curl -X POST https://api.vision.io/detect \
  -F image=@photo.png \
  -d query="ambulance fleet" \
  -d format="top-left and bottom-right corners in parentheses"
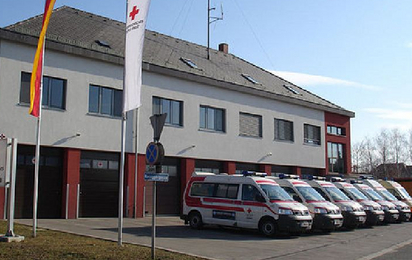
top-left (181, 172), bottom-right (412, 237)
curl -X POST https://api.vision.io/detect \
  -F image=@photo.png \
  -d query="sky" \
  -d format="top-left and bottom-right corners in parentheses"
top-left (1, 0), bottom-right (412, 143)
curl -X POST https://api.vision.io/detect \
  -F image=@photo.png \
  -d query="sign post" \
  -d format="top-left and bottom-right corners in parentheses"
top-left (146, 113), bottom-right (167, 259)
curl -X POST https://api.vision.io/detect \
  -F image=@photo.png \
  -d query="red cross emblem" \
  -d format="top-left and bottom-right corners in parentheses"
top-left (247, 208), bottom-right (252, 214)
top-left (129, 6), bottom-right (140, 20)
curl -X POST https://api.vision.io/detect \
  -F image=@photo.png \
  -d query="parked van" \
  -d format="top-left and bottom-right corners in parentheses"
top-left (333, 179), bottom-right (384, 226)
top-left (362, 178), bottom-right (411, 222)
top-left (271, 175), bottom-right (343, 232)
top-left (181, 172), bottom-right (313, 236)
top-left (379, 180), bottom-right (412, 209)
top-left (352, 182), bottom-right (399, 223)
top-left (304, 177), bottom-right (366, 229)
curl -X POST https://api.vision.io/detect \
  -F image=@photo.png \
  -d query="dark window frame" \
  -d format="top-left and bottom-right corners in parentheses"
top-left (152, 96), bottom-right (183, 127)
top-left (88, 84), bottom-right (122, 118)
top-left (304, 124), bottom-right (321, 145)
top-left (327, 125), bottom-right (346, 136)
top-left (239, 112), bottom-right (263, 138)
top-left (20, 71), bottom-right (67, 111)
top-left (199, 105), bottom-right (226, 132)
top-left (274, 118), bottom-right (294, 142)
top-left (328, 142), bottom-right (345, 174)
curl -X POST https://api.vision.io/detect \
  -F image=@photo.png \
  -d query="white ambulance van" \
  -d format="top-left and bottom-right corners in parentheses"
top-left (181, 172), bottom-right (313, 237)
top-left (271, 175), bottom-right (343, 232)
top-left (362, 178), bottom-right (411, 222)
top-left (379, 180), bottom-right (412, 209)
top-left (304, 177), bottom-right (366, 229)
top-left (333, 179), bottom-right (384, 226)
top-left (352, 182), bottom-right (399, 223)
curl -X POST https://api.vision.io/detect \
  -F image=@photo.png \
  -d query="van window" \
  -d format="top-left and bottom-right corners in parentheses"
top-left (242, 184), bottom-right (262, 201)
top-left (216, 184), bottom-right (239, 199)
top-left (190, 182), bottom-right (239, 199)
top-left (190, 183), bottom-right (215, 197)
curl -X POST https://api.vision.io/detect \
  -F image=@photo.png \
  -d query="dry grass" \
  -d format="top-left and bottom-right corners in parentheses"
top-left (0, 221), bottom-right (204, 260)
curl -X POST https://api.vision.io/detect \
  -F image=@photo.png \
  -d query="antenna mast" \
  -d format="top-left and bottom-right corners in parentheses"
top-left (207, 0), bottom-right (223, 59)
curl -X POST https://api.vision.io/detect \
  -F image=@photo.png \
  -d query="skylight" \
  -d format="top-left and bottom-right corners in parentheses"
top-left (180, 57), bottom-right (198, 69)
top-left (241, 74), bottom-right (259, 84)
top-left (283, 85), bottom-right (300, 95)
top-left (95, 40), bottom-right (111, 49)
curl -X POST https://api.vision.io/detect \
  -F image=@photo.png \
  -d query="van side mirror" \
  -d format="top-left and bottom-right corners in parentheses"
top-left (255, 193), bottom-right (266, 202)
top-left (293, 195), bottom-right (302, 202)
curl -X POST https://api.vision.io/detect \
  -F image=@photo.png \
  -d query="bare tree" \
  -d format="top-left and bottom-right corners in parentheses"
top-left (363, 136), bottom-right (377, 173)
top-left (374, 129), bottom-right (391, 175)
top-left (390, 128), bottom-right (407, 164)
top-left (351, 141), bottom-right (364, 173)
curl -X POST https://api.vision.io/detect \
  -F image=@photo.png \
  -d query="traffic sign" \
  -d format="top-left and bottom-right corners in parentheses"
top-left (150, 113), bottom-right (167, 142)
top-left (144, 173), bottom-right (169, 182)
top-left (145, 142), bottom-right (164, 166)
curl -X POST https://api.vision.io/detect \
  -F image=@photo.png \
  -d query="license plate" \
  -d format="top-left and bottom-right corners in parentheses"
top-left (334, 219), bottom-right (343, 225)
top-left (393, 214), bottom-right (399, 219)
top-left (358, 216), bottom-right (366, 222)
top-left (378, 215), bottom-right (385, 221)
top-left (301, 221), bottom-right (310, 227)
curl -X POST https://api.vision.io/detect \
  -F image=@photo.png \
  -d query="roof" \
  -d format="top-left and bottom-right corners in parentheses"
top-left (1, 6), bottom-right (354, 117)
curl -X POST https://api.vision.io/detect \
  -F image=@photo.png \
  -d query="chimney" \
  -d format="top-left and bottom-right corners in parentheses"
top-left (219, 43), bottom-right (229, 54)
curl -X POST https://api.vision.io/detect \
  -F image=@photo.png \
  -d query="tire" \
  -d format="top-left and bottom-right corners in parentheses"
top-left (189, 212), bottom-right (203, 229)
top-left (259, 218), bottom-right (276, 237)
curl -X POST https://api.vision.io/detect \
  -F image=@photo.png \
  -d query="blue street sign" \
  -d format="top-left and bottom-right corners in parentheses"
top-left (144, 173), bottom-right (169, 182)
top-left (145, 142), bottom-right (164, 166)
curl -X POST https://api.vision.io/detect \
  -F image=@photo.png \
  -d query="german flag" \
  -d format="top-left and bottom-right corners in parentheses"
top-left (29, 0), bottom-right (56, 117)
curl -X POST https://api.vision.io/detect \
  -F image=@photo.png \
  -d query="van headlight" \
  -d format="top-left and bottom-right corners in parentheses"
top-left (381, 205), bottom-right (389, 211)
top-left (314, 207), bottom-right (328, 214)
top-left (278, 208), bottom-right (293, 215)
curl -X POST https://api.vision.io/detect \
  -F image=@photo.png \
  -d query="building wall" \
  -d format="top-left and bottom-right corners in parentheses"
top-left (324, 112), bottom-right (352, 174)
top-left (138, 71), bottom-right (326, 169)
top-left (0, 40), bottom-right (131, 152)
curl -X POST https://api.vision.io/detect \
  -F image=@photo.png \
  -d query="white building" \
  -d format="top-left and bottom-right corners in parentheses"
top-left (0, 6), bottom-right (354, 218)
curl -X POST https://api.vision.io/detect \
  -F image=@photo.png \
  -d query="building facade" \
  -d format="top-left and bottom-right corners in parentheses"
top-left (0, 6), bottom-right (354, 219)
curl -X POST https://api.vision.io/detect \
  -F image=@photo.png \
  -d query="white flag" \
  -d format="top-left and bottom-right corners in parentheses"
top-left (123, 0), bottom-right (151, 112)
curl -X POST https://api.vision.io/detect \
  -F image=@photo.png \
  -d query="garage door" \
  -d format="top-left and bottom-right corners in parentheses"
top-left (79, 151), bottom-right (119, 217)
top-left (144, 158), bottom-right (180, 215)
top-left (15, 145), bottom-right (63, 219)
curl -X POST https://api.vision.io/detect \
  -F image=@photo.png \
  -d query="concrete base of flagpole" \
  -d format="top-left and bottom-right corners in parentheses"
top-left (0, 235), bottom-right (25, 242)
top-left (0, 234), bottom-right (25, 242)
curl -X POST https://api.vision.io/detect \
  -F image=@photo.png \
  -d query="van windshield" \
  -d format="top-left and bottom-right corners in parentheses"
top-left (296, 186), bottom-right (326, 201)
top-left (363, 188), bottom-right (384, 201)
top-left (259, 184), bottom-right (294, 201)
top-left (346, 187), bottom-right (368, 200)
top-left (324, 186), bottom-right (350, 201)
top-left (398, 187), bottom-right (412, 199)
top-left (378, 189), bottom-right (398, 201)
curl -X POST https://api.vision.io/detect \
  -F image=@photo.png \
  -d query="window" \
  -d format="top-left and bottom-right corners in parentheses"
top-left (239, 112), bottom-right (262, 138)
top-left (152, 97), bottom-right (183, 126)
top-left (283, 85), bottom-right (300, 95)
top-left (241, 74), bottom-right (259, 84)
top-left (199, 105), bottom-right (225, 132)
top-left (190, 183), bottom-right (239, 199)
top-left (328, 142), bottom-right (345, 174)
top-left (180, 57), bottom-right (198, 69)
top-left (20, 72), bottom-right (66, 110)
top-left (274, 119), bottom-right (294, 142)
top-left (242, 184), bottom-right (263, 201)
top-left (304, 124), bottom-right (321, 145)
top-left (88, 85), bottom-right (122, 117)
top-left (327, 125), bottom-right (346, 136)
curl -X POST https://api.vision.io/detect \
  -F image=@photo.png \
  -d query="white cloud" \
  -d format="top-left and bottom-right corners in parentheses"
top-left (407, 42), bottom-right (412, 49)
top-left (271, 71), bottom-right (381, 90)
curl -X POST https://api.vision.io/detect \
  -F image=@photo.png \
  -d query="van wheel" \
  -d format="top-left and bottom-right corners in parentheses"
top-left (259, 218), bottom-right (276, 237)
top-left (189, 212), bottom-right (203, 229)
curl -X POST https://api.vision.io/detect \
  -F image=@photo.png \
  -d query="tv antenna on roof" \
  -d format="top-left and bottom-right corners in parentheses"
top-left (207, 0), bottom-right (223, 60)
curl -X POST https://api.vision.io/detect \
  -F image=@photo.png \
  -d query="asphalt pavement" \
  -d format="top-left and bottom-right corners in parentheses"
top-left (16, 217), bottom-right (412, 260)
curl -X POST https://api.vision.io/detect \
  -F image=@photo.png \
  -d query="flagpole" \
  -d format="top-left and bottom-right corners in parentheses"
top-left (33, 40), bottom-right (45, 238)
top-left (134, 108), bottom-right (140, 218)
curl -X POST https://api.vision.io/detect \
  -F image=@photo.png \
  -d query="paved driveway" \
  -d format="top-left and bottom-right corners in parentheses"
top-left (17, 217), bottom-right (412, 260)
